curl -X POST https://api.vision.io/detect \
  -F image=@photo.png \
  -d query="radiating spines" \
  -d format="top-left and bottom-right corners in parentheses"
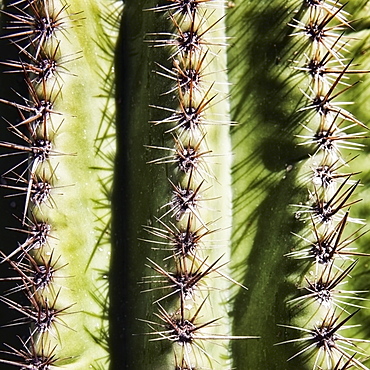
top-left (1, 0), bottom-right (71, 58)
top-left (303, 0), bottom-right (350, 25)
top-left (147, 134), bottom-right (214, 179)
top-left (288, 260), bottom-right (368, 312)
top-left (289, 4), bottom-right (353, 64)
top-left (1, 215), bottom-right (52, 263)
top-left (147, 0), bottom-right (225, 17)
top-left (147, 8), bottom-right (226, 58)
top-left (0, 249), bottom-right (63, 296)
top-left (143, 214), bottom-right (218, 259)
top-left (297, 119), bottom-right (366, 162)
top-left (0, 39), bottom-right (79, 86)
top-left (289, 211), bottom-right (368, 265)
top-left (144, 1), bottom-right (243, 368)
top-left (0, 287), bottom-right (72, 339)
top-left (0, 0), bottom-right (118, 368)
top-left (0, 334), bottom-right (59, 369)
top-left (142, 253), bottom-right (225, 304)
top-left (294, 45), bottom-right (369, 95)
top-left (294, 176), bottom-right (363, 226)
top-left (0, 0), bottom-right (76, 366)
top-left (304, 156), bottom-right (360, 190)
top-left (155, 51), bottom-right (211, 96)
top-left (284, 1), bottom-right (370, 369)
top-left (277, 309), bottom-right (370, 370)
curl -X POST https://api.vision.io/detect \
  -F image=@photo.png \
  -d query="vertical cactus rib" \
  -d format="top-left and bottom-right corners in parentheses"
top-left (111, 0), bottom-right (257, 368)
top-left (142, 1), bottom-right (255, 368)
top-left (227, 0), bottom-right (370, 369)
top-left (0, 0), bottom-right (122, 369)
top-left (280, 1), bottom-right (370, 369)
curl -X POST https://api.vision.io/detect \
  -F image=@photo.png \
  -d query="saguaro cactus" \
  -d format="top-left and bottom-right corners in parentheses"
top-left (1, 0), bottom-right (370, 369)
top-left (0, 0), bottom-right (119, 369)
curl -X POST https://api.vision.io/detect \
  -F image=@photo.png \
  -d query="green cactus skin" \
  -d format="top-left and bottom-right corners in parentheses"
top-left (1, 1), bottom-right (370, 370)
top-left (228, 1), bottom-right (370, 369)
top-left (110, 1), bottom-right (252, 368)
top-left (0, 0), bottom-right (121, 369)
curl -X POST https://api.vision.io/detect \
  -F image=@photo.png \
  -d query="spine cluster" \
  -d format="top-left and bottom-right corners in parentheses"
top-left (284, 1), bottom-right (370, 368)
top-left (143, 0), bottom-right (249, 368)
top-left (0, 0), bottom-right (70, 367)
top-left (0, 0), bottom-right (119, 368)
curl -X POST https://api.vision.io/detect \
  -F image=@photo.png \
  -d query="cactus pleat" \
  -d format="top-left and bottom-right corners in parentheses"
top-left (0, 0), bottom-right (121, 369)
top-left (284, 3), bottom-right (370, 369)
top-left (228, 1), bottom-right (370, 369)
top-left (130, 0), bottom-right (254, 368)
